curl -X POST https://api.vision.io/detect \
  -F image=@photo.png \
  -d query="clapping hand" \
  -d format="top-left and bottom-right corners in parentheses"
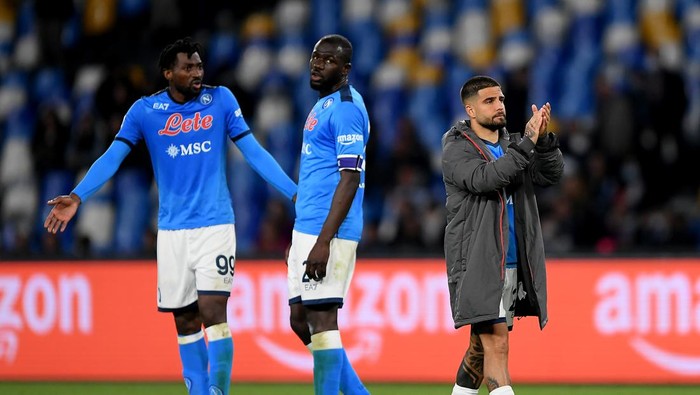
top-left (524, 102), bottom-right (551, 143)
top-left (537, 102), bottom-right (551, 136)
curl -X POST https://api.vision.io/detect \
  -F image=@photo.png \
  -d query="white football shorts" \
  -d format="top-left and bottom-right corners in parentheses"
top-left (287, 230), bottom-right (358, 307)
top-left (156, 224), bottom-right (236, 311)
top-left (499, 267), bottom-right (518, 328)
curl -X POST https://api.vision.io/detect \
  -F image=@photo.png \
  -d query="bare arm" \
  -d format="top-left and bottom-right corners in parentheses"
top-left (44, 140), bottom-right (131, 233)
top-left (304, 170), bottom-right (360, 281)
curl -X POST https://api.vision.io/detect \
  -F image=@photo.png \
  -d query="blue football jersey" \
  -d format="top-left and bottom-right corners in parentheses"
top-left (294, 84), bottom-right (369, 241)
top-left (116, 86), bottom-right (249, 230)
top-left (485, 140), bottom-right (518, 265)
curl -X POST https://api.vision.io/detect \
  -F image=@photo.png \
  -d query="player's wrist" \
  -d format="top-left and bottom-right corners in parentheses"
top-left (69, 193), bottom-right (82, 205)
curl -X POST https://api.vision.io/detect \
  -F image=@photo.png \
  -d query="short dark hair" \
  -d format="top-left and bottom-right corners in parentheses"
top-left (318, 34), bottom-right (353, 64)
top-left (460, 75), bottom-right (501, 104)
top-left (158, 37), bottom-right (202, 71)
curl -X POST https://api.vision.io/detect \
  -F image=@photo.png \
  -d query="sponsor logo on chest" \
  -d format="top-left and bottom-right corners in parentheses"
top-left (165, 141), bottom-right (213, 158)
top-left (304, 112), bottom-right (318, 132)
top-left (158, 112), bottom-right (213, 136)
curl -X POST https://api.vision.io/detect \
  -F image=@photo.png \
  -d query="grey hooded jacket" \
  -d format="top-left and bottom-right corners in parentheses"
top-left (441, 120), bottom-right (564, 330)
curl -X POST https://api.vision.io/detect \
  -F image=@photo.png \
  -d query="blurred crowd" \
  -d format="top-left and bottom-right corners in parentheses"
top-left (1, 0), bottom-right (700, 259)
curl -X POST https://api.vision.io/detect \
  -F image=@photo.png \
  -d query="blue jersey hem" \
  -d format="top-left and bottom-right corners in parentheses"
top-left (292, 226), bottom-right (361, 242)
top-left (158, 219), bottom-right (235, 231)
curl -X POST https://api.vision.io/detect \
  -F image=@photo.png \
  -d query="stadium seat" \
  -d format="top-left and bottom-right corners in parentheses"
top-left (310, 0), bottom-right (339, 38)
top-left (0, 72), bottom-right (29, 122)
top-left (75, 171), bottom-right (115, 256)
top-left (558, 6), bottom-right (602, 121)
top-left (113, 169), bottom-right (152, 255)
top-left (32, 67), bottom-right (69, 105)
top-left (207, 31), bottom-right (239, 73)
top-left (407, 64), bottom-right (449, 159)
top-left (369, 60), bottom-right (407, 163)
top-left (228, 146), bottom-right (266, 255)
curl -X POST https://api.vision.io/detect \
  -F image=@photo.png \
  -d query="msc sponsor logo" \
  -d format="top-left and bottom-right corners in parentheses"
top-left (153, 102), bottom-right (170, 110)
top-left (200, 93), bottom-right (212, 105)
top-left (337, 134), bottom-right (363, 146)
top-left (301, 143), bottom-right (312, 155)
top-left (158, 112), bottom-right (213, 136)
top-left (166, 141), bottom-right (213, 158)
top-left (594, 271), bottom-right (700, 375)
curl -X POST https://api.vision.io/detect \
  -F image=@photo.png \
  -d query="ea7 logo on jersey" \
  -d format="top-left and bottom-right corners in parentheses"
top-left (166, 141), bottom-right (212, 158)
top-left (153, 102), bottom-right (170, 110)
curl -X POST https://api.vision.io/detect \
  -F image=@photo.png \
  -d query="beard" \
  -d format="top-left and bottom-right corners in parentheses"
top-left (310, 73), bottom-right (343, 92)
top-left (477, 115), bottom-right (507, 131)
top-left (309, 79), bottom-right (322, 91)
top-left (175, 82), bottom-right (200, 99)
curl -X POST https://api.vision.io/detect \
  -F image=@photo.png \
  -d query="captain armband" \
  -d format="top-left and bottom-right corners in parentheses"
top-left (337, 155), bottom-right (364, 171)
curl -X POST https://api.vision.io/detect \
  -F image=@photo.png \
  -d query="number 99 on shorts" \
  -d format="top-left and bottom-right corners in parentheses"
top-left (215, 255), bottom-right (235, 277)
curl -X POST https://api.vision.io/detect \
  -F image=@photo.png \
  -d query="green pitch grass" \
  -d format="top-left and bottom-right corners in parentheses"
top-left (1, 382), bottom-right (699, 395)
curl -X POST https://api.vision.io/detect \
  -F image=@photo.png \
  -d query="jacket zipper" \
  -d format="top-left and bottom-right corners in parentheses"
top-left (508, 133), bottom-right (536, 288)
top-left (462, 131), bottom-right (507, 279)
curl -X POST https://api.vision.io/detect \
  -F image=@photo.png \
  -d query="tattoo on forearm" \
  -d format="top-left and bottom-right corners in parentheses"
top-left (524, 125), bottom-right (536, 140)
top-left (486, 377), bottom-right (501, 392)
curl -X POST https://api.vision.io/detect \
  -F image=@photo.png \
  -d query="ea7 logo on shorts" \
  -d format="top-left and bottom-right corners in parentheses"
top-left (153, 102), bottom-right (169, 110)
top-left (166, 141), bottom-right (212, 158)
top-left (337, 134), bottom-right (364, 145)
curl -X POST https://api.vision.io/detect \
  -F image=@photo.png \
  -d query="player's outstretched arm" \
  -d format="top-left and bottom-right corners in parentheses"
top-left (44, 193), bottom-right (81, 234)
top-left (234, 133), bottom-right (297, 200)
top-left (44, 140), bottom-right (131, 233)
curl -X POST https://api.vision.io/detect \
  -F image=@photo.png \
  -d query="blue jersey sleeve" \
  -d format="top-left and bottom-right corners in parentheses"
top-left (115, 100), bottom-right (145, 146)
top-left (72, 140), bottom-right (131, 201)
top-left (235, 133), bottom-right (297, 200)
top-left (331, 103), bottom-right (367, 171)
top-left (219, 86), bottom-right (250, 140)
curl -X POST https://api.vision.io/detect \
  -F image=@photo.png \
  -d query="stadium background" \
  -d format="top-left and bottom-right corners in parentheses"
top-left (1, 0), bottom-right (700, 393)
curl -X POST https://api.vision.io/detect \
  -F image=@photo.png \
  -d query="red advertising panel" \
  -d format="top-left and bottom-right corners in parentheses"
top-left (1, 258), bottom-right (699, 383)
